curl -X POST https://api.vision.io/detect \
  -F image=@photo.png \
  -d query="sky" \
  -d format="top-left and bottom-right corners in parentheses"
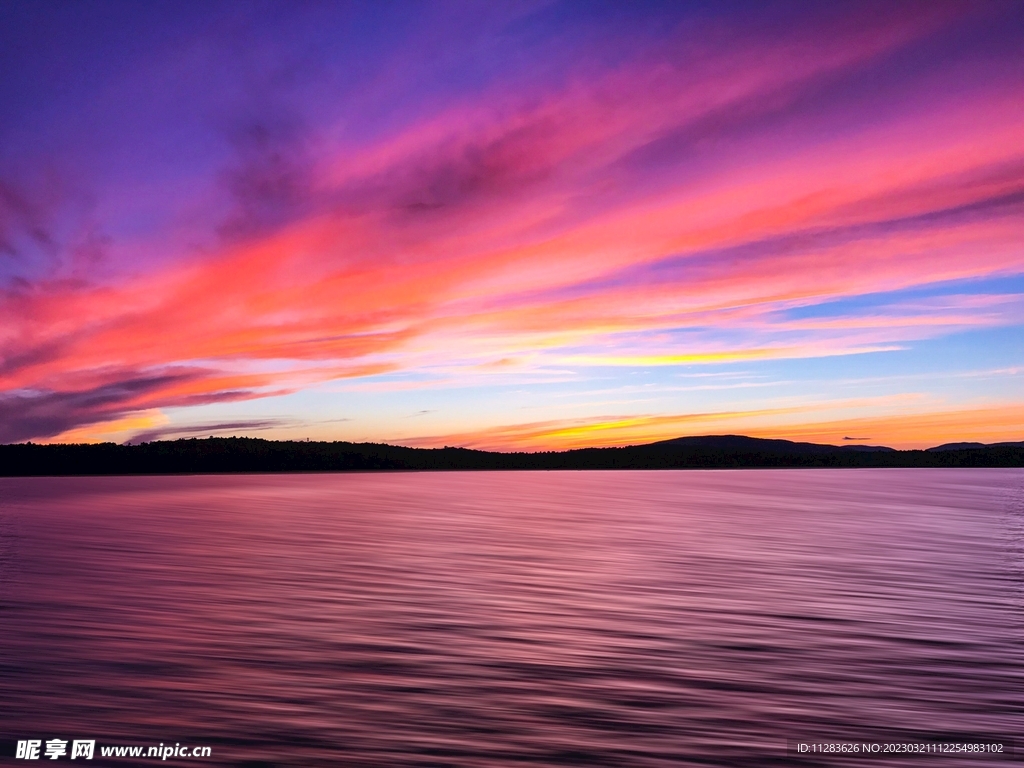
top-left (1, 0), bottom-right (1023, 451)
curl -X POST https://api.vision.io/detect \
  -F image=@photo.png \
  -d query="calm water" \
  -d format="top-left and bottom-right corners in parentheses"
top-left (1, 470), bottom-right (1022, 766)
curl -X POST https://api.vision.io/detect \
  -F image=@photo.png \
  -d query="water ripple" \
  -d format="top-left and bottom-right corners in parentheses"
top-left (1, 470), bottom-right (1021, 766)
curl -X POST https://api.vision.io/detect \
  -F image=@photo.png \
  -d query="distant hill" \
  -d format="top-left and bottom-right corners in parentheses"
top-left (653, 435), bottom-right (896, 453)
top-left (926, 440), bottom-right (1024, 452)
top-left (1, 434), bottom-right (1023, 475)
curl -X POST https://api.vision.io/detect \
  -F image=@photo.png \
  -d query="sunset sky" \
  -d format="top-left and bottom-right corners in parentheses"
top-left (2, 1), bottom-right (1023, 450)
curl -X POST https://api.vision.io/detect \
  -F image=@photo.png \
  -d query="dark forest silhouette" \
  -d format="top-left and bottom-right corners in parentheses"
top-left (2, 435), bottom-right (1023, 475)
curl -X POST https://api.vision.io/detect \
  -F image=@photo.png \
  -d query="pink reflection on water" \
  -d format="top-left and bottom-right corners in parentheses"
top-left (1, 469), bottom-right (1022, 766)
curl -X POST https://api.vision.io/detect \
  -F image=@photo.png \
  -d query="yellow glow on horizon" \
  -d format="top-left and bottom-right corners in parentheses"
top-left (395, 400), bottom-right (1024, 452)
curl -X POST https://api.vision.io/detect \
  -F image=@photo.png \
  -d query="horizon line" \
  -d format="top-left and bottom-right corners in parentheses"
top-left (8, 433), bottom-right (1024, 455)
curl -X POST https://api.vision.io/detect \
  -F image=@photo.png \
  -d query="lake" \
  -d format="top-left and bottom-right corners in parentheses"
top-left (1, 470), bottom-right (1021, 766)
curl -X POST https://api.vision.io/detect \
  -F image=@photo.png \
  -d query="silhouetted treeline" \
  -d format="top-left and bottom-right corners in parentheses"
top-left (1, 435), bottom-right (1023, 476)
